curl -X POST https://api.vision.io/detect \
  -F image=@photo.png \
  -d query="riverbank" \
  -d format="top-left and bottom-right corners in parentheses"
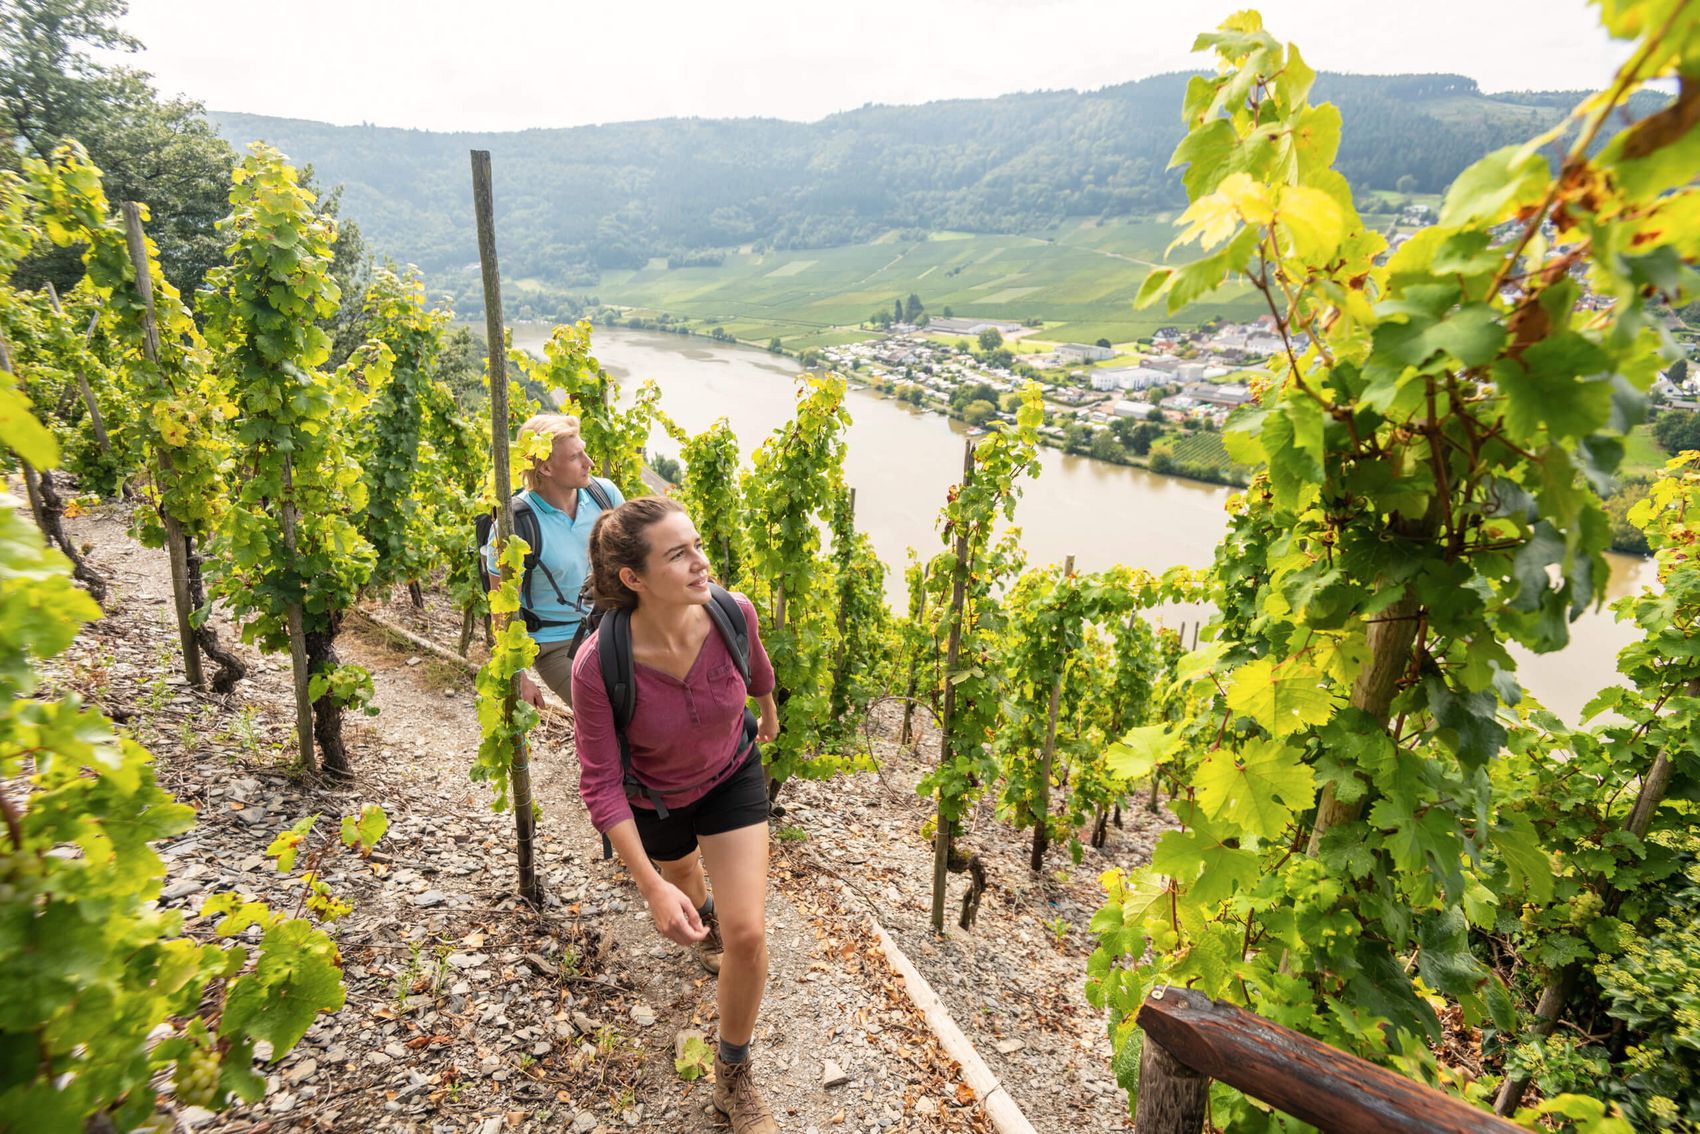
top-left (528, 316), bottom-right (1255, 491)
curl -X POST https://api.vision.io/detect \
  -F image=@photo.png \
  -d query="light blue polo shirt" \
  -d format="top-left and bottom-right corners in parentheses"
top-left (482, 478), bottom-right (624, 643)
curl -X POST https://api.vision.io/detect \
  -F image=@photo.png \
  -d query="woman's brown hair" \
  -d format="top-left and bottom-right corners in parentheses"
top-left (588, 496), bottom-right (687, 612)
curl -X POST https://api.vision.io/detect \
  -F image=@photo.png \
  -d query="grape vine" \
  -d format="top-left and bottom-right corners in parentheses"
top-left (1086, 8), bottom-right (1700, 1125)
top-left (202, 144), bottom-right (375, 777)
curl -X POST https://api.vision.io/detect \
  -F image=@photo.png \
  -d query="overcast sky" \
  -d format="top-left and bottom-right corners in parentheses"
top-left (108, 0), bottom-right (1635, 133)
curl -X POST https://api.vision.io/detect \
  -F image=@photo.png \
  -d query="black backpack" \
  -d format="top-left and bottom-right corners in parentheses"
top-left (476, 480), bottom-right (615, 634)
top-left (592, 583), bottom-right (757, 858)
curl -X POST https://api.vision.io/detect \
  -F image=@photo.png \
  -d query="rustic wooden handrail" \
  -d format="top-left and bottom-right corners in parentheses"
top-left (1135, 987), bottom-right (1523, 1134)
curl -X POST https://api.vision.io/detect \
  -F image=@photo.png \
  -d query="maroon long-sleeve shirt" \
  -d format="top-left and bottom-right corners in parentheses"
top-left (570, 592), bottom-right (775, 832)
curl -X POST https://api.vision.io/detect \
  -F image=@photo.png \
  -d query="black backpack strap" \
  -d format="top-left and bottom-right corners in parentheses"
top-left (703, 584), bottom-right (752, 690)
top-left (704, 585), bottom-right (760, 760)
top-left (596, 607), bottom-right (669, 822)
top-left (598, 607), bottom-right (636, 731)
top-left (581, 478), bottom-right (614, 513)
top-left (510, 497), bottom-right (569, 608)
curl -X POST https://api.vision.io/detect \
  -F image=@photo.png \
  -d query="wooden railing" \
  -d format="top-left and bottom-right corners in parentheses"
top-left (1134, 987), bottom-right (1524, 1134)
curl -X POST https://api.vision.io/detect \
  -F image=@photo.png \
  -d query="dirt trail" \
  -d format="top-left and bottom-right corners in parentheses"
top-left (46, 500), bottom-right (1168, 1133)
top-left (45, 502), bottom-right (1006, 1134)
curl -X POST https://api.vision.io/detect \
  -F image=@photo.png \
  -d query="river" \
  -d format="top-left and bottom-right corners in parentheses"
top-left (509, 324), bottom-right (1657, 723)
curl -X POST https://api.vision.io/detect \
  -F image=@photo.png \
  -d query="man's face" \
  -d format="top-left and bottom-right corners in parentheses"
top-left (543, 434), bottom-right (594, 490)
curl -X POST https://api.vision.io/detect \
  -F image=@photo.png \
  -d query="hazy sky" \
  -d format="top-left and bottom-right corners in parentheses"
top-left (109, 0), bottom-right (1635, 132)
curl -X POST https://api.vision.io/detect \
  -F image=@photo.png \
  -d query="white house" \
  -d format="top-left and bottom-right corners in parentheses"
top-left (1056, 342), bottom-right (1116, 363)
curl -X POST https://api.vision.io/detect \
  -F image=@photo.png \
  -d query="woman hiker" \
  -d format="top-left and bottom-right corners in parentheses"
top-left (571, 496), bottom-right (782, 1134)
top-left (481, 413), bottom-right (623, 709)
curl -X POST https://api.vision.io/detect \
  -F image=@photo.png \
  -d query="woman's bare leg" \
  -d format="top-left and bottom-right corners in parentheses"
top-left (696, 822), bottom-right (769, 1044)
top-left (653, 849), bottom-right (708, 910)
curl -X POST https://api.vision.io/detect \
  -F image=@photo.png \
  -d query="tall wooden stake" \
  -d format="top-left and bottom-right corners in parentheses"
top-left (1030, 554), bottom-right (1073, 872)
top-left (834, 489), bottom-right (856, 642)
top-left (279, 454), bottom-right (316, 774)
top-left (472, 149), bottom-right (542, 909)
top-left (123, 202), bottom-right (204, 689)
top-left (899, 585), bottom-right (926, 747)
top-left (55, 309), bottom-right (101, 418)
top-left (931, 438), bottom-right (974, 934)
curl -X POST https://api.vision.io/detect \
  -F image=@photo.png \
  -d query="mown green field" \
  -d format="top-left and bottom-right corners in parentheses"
top-left (594, 218), bottom-right (1266, 350)
top-left (1624, 423), bottom-right (1671, 475)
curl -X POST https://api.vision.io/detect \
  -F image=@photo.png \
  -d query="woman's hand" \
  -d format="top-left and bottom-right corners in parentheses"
top-left (640, 877), bottom-right (707, 946)
top-left (755, 694), bottom-right (779, 744)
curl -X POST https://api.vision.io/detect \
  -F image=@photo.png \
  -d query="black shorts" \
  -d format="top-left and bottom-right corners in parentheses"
top-left (632, 745), bottom-right (768, 862)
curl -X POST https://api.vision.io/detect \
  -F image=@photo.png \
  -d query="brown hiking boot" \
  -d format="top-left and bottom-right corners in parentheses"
top-left (693, 905), bottom-right (724, 975)
top-left (712, 1056), bottom-right (778, 1133)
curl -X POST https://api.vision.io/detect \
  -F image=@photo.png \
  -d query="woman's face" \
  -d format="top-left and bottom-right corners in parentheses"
top-left (624, 511), bottom-right (712, 607)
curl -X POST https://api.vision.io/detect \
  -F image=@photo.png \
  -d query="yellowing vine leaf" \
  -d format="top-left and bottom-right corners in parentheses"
top-left (1224, 657), bottom-right (1333, 735)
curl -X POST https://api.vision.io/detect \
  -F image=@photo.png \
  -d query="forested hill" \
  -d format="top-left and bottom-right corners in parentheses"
top-left (209, 73), bottom-right (1657, 299)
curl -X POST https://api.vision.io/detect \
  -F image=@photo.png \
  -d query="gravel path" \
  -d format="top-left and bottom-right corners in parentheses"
top-left (40, 501), bottom-right (1168, 1133)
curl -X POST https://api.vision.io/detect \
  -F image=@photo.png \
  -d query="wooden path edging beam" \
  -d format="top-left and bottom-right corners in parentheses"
top-left (1137, 987), bottom-right (1526, 1134)
top-left (348, 608), bottom-right (574, 725)
top-left (864, 908), bottom-right (1039, 1134)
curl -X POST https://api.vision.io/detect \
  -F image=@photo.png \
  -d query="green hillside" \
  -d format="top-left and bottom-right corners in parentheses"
top-left (211, 74), bottom-right (1664, 326)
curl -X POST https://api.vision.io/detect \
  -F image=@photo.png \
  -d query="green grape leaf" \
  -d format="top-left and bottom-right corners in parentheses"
top-left (1423, 677), bottom-right (1507, 769)
top-left (1489, 814), bottom-right (1555, 905)
top-left (1104, 724), bottom-right (1182, 781)
top-left (1440, 144), bottom-right (1549, 226)
top-left (0, 383), bottom-right (60, 468)
top-left (1193, 737), bottom-right (1316, 839)
top-left (220, 918), bottom-right (346, 1054)
top-left (1151, 823), bottom-right (1261, 906)
top-left (340, 804), bottom-right (388, 854)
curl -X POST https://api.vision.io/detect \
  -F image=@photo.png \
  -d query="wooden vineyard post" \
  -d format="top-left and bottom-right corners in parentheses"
top-left (54, 307), bottom-right (101, 419)
top-left (471, 149), bottom-right (542, 908)
top-left (43, 282), bottom-right (110, 456)
top-left (279, 455), bottom-right (316, 774)
top-left (898, 584), bottom-right (926, 747)
top-left (835, 488), bottom-right (856, 642)
top-left (931, 437), bottom-right (974, 934)
top-left (122, 202), bottom-right (204, 690)
top-left (1029, 553), bottom-right (1072, 872)
top-left (1136, 1028), bottom-right (1209, 1134)
top-left (763, 581), bottom-right (788, 808)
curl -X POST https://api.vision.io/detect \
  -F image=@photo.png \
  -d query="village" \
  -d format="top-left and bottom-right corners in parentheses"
top-left (817, 315), bottom-right (1300, 479)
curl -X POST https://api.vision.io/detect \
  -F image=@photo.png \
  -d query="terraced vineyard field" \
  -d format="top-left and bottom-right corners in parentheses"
top-left (593, 218), bottom-right (1267, 351)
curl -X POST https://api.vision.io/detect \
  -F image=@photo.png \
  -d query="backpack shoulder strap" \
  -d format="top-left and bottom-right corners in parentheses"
top-left (597, 607), bottom-right (637, 731)
top-left (510, 494), bottom-right (569, 607)
top-left (581, 478), bottom-right (614, 513)
top-left (475, 512), bottom-right (496, 593)
top-left (703, 584), bottom-right (752, 690)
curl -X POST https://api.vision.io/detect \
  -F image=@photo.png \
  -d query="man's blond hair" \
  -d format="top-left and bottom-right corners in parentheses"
top-left (517, 413), bottom-right (582, 492)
